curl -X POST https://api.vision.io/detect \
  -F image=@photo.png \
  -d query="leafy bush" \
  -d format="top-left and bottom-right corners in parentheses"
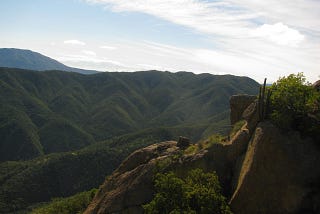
top-left (198, 134), bottom-right (225, 150)
top-left (30, 188), bottom-right (97, 214)
top-left (230, 120), bottom-right (246, 137)
top-left (143, 169), bottom-right (232, 214)
top-left (270, 73), bottom-right (320, 132)
top-left (184, 144), bottom-right (198, 155)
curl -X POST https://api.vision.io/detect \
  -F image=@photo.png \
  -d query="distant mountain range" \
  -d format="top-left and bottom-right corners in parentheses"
top-left (0, 48), bottom-right (260, 212)
top-left (0, 48), bottom-right (98, 74)
top-left (0, 67), bottom-right (259, 161)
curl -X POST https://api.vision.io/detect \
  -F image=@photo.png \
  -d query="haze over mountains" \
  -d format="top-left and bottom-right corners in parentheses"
top-left (1, 0), bottom-right (318, 212)
top-left (0, 48), bottom-right (98, 74)
top-left (0, 48), bottom-right (260, 212)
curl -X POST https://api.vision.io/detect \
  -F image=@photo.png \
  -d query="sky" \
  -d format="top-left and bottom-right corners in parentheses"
top-left (0, 0), bottom-right (319, 82)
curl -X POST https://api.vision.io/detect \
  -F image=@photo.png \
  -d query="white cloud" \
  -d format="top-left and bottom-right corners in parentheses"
top-left (82, 0), bottom-right (319, 82)
top-left (251, 22), bottom-right (305, 46)
top-left (84, 0), bottom-right (319, 42)
top-left (135, 63), bottom-right (167, 71)
top-left (64, 40), bottom-right (86, 46)
top-left (58, 54), bottom-right (121, 65)
top-left (86, 0), bottom-right (255, 38)
top-left (2, 0), bottom-right (319, 83)
top-left (82, 50), bottom-right (97, 56)
top-left (100, 45), bottom-right (117, 50)
top-left (31, 37), bottom-right (319, 82)
top-left (57, 53), bottom-right (127, 71)
top-left (227, 0), bottom-right (320, 34)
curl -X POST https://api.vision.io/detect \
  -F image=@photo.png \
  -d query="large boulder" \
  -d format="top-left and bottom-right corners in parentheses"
top-left (230, 121), bottom-right (320, 214)
top-left (242, 100), bottom-right (259, 133)
top-left (230, 95), bottom-right (257, 125)
top-left (84, 125), bottom-right (254, 214)
top-left (84, 141), bottom-right (180, 214)
top-left (177, 136), bottom-right (190, 149)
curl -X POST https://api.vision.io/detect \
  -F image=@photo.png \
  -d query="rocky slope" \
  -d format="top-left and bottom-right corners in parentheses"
top-left (84, 94), bottom-right (320, 214)
top-left (230, 121), bottom-right (320, 214)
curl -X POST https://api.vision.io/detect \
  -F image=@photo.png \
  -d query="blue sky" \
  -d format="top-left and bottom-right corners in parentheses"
top-left (0, 0), bottom-right (319, 82)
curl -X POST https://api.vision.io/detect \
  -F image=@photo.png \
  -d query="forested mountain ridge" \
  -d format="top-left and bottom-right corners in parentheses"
top-left (0, 67), bottom-right (259, 162)
top-left (84, 90), bottom-right (320, 214)
top-left (0, 67), bottom-right (260, 212)
top-left (0, 126), bottom-right (214, 213)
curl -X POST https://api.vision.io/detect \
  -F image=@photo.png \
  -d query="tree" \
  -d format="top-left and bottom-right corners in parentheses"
top-left (143, 169), bottom-right (232, 214)
top-left (269, 73), bottom-right (319, 131)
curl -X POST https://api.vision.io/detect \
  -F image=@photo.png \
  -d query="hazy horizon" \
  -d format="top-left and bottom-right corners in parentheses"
top-left (0, 0), bottom-right (319, 82)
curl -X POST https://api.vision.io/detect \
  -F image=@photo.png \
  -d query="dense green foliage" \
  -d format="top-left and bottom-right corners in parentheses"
top-left (39, 118), bottom-right (95, 153)
top-left (143, 169), bottom-right (232, 214)
top-left (269, 73), bottom-right (320, 136)
top-left (0, 67), bottom-right (259, 162)
top-left (0, 127), bottom-right (207, 213)
top-left (0, 148), bottom-right (118, 213)
top-left (30, 188), bottom-right (97, 214)
top-left (0, 67), bottom-right (259, 212)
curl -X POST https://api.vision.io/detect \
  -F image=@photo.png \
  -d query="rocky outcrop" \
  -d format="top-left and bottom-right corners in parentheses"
top-left (85, 94), bottom-right (320, 214)
top-left (177, 136), bottom-right (190, 149)
top-left (313, 80), bottom-right (320, 91)
top-left (84, 95), bottom-right (258, 214)
top-left (230, 121), bottom-right (320, 214)
top-left (84, 124), bottom-right (254, 214)
top-left (84, 141), bottom-right (180, 214)
top-left (230, 95), bottom-right (257, 125)
top-left (242, 100), bottom-right (259, 133)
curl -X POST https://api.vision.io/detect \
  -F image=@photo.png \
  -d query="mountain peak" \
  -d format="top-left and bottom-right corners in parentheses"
top-left (0, 48), bottom-right (98, 74)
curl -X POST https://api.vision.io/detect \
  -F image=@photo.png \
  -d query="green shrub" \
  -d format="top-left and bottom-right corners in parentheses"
top-left (270, 73), bottom-right (319, 131)
top-left (230, 120), bottom-right (246, 137)
top-left (143, 169), bottom-right (232, 214)
top-left (184, 144), bottom-right (198, 155)
top-left (30, 188), bottom-right (97, 214)
top-left (198, 134), bottom-right (225, 149)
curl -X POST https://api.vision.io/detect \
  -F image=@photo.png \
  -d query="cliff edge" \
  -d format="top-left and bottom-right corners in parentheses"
top-left (85, 94), bottom-right (320, 214)
top-left (230, 121), bottom-right (320, 213)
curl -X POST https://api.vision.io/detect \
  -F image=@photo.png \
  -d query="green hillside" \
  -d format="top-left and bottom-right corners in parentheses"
top-left (0, 126), bottom-right (206, 213)
top-left (0, 67), bottom-right (259, 212)
top-left (0, 67), bottom-right (259, 162)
